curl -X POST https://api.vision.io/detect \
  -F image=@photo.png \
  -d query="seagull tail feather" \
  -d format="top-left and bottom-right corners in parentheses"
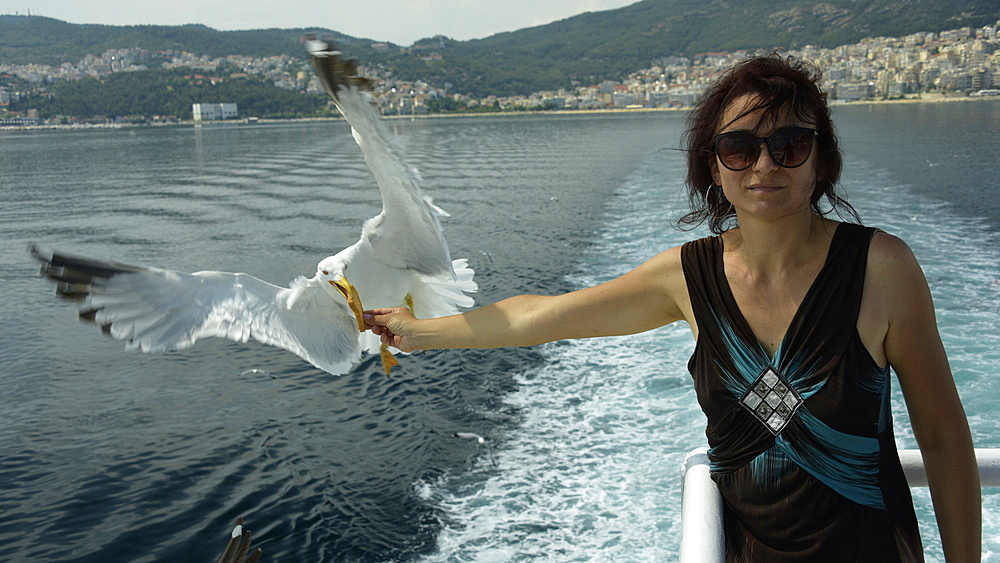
top-left (303, 35), bottom-right (373, 104)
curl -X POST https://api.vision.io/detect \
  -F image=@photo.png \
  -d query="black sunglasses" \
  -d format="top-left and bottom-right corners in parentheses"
top-left (713, 126), bottom-right (816, 171)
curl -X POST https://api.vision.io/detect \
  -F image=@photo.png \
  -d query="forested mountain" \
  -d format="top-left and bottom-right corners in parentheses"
top-left (0, 16), bottom-right (363, 66)
top-left (415, 0), bottom-right (998, 94)
top-left (2, 0), bottom-right (995, 69)
top-left (1, 0), bottom-right (996, 108)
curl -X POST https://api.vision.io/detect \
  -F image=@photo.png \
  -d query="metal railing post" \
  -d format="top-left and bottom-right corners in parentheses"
top-left (679, 447), bottom-right (1000, 563)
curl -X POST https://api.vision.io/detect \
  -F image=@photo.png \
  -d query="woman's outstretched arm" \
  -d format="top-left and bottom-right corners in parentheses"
top-left (364, 246), bottom-right (690, 353)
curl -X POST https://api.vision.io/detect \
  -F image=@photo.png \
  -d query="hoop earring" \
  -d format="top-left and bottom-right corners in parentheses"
top-left (814, 193), bottom-right (835, 215)
top-left (705, 183), bottom-right (722, 203)
top-left (706, 183), bottom-right (731, 205)
top-left (812, 182), bottom-right (838, 215)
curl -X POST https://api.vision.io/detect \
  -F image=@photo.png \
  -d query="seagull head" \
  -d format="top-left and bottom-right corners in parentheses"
top-left (315, 253), bottom-right (343, 272)
top-left (317, 256), bottom-right (365, 332)
top-left (317, 256), bottom-right (346, 291)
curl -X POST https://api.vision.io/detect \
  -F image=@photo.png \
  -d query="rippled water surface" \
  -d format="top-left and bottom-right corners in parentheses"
top-left (1, 101), bottom-right (998, 562)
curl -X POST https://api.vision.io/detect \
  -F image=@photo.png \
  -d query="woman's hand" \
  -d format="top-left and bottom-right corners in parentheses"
top-left (364, 307), bottom-right (419, 352)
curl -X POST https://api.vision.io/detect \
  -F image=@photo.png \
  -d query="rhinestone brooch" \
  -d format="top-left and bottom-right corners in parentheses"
top-left (740, 367), bottom-right (803, 435)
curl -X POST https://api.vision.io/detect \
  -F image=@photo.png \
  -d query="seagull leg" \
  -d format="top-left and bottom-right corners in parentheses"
top-left (379, 294), bottom-right (413, 376)
top-left (379, 343), bottom-right (399, 376)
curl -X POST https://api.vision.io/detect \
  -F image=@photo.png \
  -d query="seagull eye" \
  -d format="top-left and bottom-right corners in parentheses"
top-left (321, 269), bottom-right (329, 275)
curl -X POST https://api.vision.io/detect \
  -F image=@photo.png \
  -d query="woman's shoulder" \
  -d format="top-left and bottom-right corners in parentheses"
top-left (631, 245), bottom-right (689, 296)
top-left (830, 222), bottom-right (916, 269)
top-left (863, 227), bottom-right (927, 296)
top-left (867, 228), bottom-right (920, 269)
top-left (678, 232), bottom-right (722, 259)
top-left (643, 244), bottom-right (686, 272)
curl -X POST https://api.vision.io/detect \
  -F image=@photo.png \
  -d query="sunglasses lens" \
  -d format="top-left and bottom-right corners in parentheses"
top-left (716, 133), bottom-right (758, 171)
top-left (768, 128), bottom-right (814, 168)
top-left (715, 128), bottom-right (815, 171)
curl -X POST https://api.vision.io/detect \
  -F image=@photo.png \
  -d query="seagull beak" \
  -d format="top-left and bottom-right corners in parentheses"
top-left (329, 276), bottom-right (365, 332)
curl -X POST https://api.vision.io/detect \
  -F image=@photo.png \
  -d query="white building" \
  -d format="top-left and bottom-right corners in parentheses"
top-left (192, 103), bottom-right (238, 121)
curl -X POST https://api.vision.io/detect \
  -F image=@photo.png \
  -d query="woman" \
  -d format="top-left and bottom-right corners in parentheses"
top-left (364, 55), bottom-right (980, 561)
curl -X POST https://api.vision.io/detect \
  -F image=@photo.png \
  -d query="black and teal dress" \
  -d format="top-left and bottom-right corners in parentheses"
top-left (681, 222), bottom-right (924, 562)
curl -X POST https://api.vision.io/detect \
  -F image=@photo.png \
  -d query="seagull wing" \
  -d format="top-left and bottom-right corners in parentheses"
top-left (31, 245), bottom-right (361, 375)
top-left (307, 38), bottom-right (454, 279)
top-left (30, 43), bottom-right (476, 376)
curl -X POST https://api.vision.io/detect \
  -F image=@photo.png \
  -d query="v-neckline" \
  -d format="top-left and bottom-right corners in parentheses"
top-left (714, 222), bottom-right (844, 364)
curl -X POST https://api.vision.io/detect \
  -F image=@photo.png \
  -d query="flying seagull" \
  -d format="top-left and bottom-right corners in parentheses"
top-left (30, 38), bottom-right (476, 376)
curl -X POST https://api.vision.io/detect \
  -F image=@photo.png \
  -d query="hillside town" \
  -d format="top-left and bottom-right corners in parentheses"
top-left (0, 20), bottom-right (997, 123)
top-left (418, 20), bottom-right (999, 113)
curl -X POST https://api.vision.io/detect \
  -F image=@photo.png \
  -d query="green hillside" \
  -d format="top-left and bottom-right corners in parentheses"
top-left (395, 0), bottom-right (999, 95)
top-left (8, 70), bottom-right (331, 121)
top-left (1, 0), bottom-right (996, 100)
top-left (0, 15), bottom-right (378, 66)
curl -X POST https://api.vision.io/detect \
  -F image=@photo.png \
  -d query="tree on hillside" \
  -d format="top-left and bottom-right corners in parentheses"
top-left (8, 69), bottom-right (331, 120)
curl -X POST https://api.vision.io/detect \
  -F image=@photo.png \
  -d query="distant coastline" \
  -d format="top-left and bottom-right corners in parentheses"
top-left (2, 92), bottom-right (997, 132)
top-left (828, 91), bottom-right (1000, 106)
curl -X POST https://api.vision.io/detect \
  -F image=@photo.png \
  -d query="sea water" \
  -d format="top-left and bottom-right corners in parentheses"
top-left (0, 101), bottom-right (997, 562)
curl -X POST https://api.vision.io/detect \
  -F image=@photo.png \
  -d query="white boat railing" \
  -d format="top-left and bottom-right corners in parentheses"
top-left (679, 447), bottom-right (1000, 563)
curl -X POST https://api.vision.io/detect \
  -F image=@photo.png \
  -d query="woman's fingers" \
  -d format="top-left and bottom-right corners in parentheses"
top-left (362, 307), bottom-right (416, 350)
top-left (363, 308), bottom-right (404, 329)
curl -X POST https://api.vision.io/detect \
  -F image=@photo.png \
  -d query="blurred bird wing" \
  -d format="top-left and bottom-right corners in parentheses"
top-left (308, 39), bottom-right (455, 279)
top-left (34, 246), bottom-right (362, 375)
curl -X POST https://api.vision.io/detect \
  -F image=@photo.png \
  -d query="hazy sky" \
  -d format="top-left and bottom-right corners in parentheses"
top-left (16, 1), bottom-right (641, 45)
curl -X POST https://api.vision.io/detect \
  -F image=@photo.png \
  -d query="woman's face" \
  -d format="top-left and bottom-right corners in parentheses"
top-left (711, 95), bottom-right (819, 223)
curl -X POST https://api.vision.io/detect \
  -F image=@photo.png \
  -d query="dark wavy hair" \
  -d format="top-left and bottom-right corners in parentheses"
top-left (678, 53), bottom-right (858, 233)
